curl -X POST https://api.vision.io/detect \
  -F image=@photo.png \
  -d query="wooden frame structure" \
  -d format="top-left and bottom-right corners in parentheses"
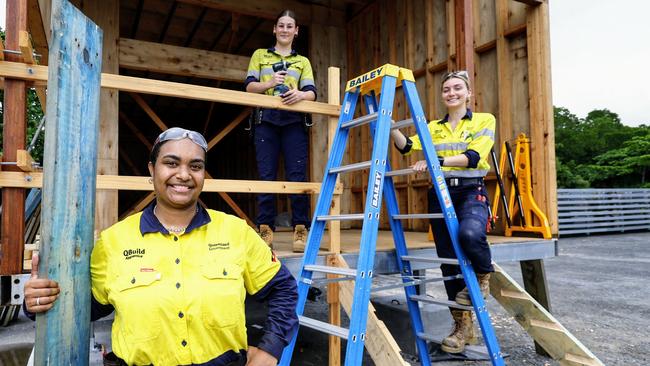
top-left (0, 1), bottom-right (594, 365)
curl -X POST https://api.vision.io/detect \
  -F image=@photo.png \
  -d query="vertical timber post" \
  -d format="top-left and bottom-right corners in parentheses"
top-left (0, 0), bottom-right (27, 275)
top-left (34, 0), bottom-right (103, 364)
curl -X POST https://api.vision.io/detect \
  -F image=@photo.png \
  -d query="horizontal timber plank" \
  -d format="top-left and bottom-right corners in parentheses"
top-left (119, 38), bottom-right (249, 82)
top-left (0, 61), bottom-right (340, 117)
top-left (0, 171), bottom-right (342, 194)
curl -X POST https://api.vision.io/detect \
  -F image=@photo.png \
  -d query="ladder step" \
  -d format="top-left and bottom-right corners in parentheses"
top-left (304, 264), bottom-right (357, 277)
top-left (341, 112), bottom-right (378, 129)
top-left (329, 160), bottom-right (371, 174)
top-left (401, 255), bottom-right (460, 265)
top-left (416, 332), bottom-right (491, 359)
top-left (390, 118), bottom-right (414, 130)
top-left (299, 315), bottom-right (349, 340)
top-left (392, 213), bottom-right (444, 220)
top-left (409, 295), bottom-right (473, 311)
top-left (372, 274), bottom-right (463, 292)
top-left (385, 167), bottom-right (416, 177)
top-left (317, 214), bottom-right (365, 221)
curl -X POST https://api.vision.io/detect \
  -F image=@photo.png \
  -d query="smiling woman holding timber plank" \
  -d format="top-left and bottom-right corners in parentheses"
top-left (23, 127), bottom-right (298, 366)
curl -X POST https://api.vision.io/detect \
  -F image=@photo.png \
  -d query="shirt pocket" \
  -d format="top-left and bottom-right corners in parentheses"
top-left (115, 271), bottom-right (163, 342)
top-left (200, 262), bottom-right (245, 329)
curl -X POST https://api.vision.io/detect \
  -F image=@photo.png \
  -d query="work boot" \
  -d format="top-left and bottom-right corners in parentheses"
top-left (259, 225), bottom-right (274, 248)
top-left (455, 272), bottom-right (491, 306)
top-left (441, 309), bottom-right (477, 353)
top-left (293, 225), bottom-right (308, 252)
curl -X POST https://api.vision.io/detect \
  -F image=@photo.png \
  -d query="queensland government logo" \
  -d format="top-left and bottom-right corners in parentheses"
top-left (123, 248), bottom-right (145, 260)
top-left (209, 242), bottom-right (230, 251)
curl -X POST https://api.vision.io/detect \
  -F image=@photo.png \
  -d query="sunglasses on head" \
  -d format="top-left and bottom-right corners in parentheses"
top-left (442, 70), bottom-right (469, 82)
top-left (153, 127), bottom-right (208, 152)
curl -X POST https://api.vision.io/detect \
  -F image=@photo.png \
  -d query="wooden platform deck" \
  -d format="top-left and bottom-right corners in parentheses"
top-left (273, 229), bottom-right (557, 274)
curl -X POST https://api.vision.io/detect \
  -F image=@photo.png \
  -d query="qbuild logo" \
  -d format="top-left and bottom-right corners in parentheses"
top-left (123, 248), bottom-right (145, 260)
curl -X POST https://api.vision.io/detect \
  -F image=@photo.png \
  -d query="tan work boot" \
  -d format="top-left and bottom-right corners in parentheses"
top-left (292, 225), bottom-right (308, 252)
top-left (441, 309), bottom-right (477, 353)
top-left (259, 225), bottom-right (274, 248)
top-left (455, 272), bottom-right (491, 306)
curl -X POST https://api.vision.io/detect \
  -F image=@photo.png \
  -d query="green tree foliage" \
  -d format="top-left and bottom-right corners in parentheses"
top-left (554, 106), bottom-right (649, 188)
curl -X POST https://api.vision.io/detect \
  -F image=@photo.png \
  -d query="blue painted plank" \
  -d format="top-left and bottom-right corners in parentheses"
top-left (35, 0), bottom-right (103, 364)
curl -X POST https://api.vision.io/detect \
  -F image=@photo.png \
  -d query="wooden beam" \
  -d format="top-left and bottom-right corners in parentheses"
top-left (177, 0), bottom-right (345, 27)
top-left (123, 192), bottom-right (155, 219)
top-left (1, 0), bottom-right (28, 275)
top-left (129, 92), bottom-right (168, 131)
top-left (119, 38), bottom-right (249, 83)
top-left (34, 0), bottom-right (102, 363)
top-left (18, 29), bottom-right (47, 109)
top-left (16, 149), bottom-right (35, 171)
top-left (454, 0), bottom-right (475, 81)
top-left (0, 61), bottom-right (341, 117)
top-left (490, 264), bottom-right (604, 366)
top-left (118, 111), bottom-right (153, 150)
top-left (526, 1), bottom-right (558, 234)
top-left (207, 108), bottom-right (250, 150)
top-left (0, 171), bottom-right (342, 194)
top-left (333, 255), bottom-right (409, 366)
top-left (520, 259), bottom-right (552, 356)
top-left (326, 67), bottom-right (341, 366)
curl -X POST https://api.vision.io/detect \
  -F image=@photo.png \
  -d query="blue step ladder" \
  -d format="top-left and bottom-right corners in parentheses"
top-left (279, 64), bottom-right (505, 366)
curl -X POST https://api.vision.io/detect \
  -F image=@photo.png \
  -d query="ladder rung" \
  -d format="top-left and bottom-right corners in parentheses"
top-left (329, 160), bottom-right (371, 174)
top-left (304, 265), bottom-right (357, 277)
top-left (390, 118), bottom-right (414, 130)
top-left (385, 167), bottom-right (416, 177)
top-left (372, 274), bottom-right (463, 292)
top-left (392, 213), bottom-right (444, 220)
top-left (317, 214), bottom-right (365, 221)
top-left (401, 255), bottom-right (460, 265)
top-left (341, 112), bottom-right (378, 129)
top-left (409, 295), bottom-right (473, 311)
top-left (299, 315), bottom-right (349, 340)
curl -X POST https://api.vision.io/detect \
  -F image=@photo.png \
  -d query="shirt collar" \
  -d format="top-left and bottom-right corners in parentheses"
top-left (267, 47), bottom-right (297, 56)
top-left (139, 202), bottom-right (211, 236)
top-left (438, 109), bottom-right (473, 124)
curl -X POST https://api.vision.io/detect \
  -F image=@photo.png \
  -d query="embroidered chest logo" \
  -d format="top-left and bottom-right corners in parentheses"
top-left (461, 130), bottom-right (473, 141)
top-left (123, 248), bottom-right (145, 260)
top-left (209, 242), bottom-right (230, 251)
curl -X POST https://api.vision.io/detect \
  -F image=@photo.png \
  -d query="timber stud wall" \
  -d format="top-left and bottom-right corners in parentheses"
top-left (344, 0), bottom-right (557, 235)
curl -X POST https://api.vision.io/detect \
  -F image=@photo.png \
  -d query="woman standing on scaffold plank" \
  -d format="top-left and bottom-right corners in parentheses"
top-left (245, 10), bottom-right (317, 253)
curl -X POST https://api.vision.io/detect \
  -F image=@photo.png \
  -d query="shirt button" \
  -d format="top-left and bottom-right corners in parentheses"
top-left (131, 277), bottom-right (136, 284)
top-left (178, 311), bottom-right (184, 318)
top-left (175, 258), bottom-right (180, 264)
top-left (173, 236), bottom-right (178, 242)
top-left (176, 282), bottom-right (181, 289)
top-left (181, 340), bottom-right (187, 347)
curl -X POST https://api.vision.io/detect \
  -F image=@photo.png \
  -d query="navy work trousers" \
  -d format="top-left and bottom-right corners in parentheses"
top-left (254, 122), bottom-right (310, 229)
top-left (428, 183), bottom-right (494, 301)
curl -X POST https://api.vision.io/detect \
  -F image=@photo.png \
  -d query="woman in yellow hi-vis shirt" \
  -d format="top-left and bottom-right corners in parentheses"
top-left (245, 9), bottom-right (316, 252)
top-left (24, 128), bottom-right (298, 366)
top-left (391, 71), bottom-right (496, 355)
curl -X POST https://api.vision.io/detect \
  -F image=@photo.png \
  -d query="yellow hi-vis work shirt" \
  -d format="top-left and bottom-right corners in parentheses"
top-left (407, 111), bottom-right (496, 178)
top-left (91, 208), bottom-right (281, 365)
top-left (246, 48), bottom-right (315, 97)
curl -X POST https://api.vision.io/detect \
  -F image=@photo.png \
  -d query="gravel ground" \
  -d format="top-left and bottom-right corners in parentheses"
top-left (0, 232), bottom-right (648, 365)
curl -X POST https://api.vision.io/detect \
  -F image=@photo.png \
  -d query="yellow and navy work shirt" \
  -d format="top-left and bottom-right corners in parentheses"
top-left (90, 204), bottom-right (297, 365)
top-left (245, 47), bottom-right (316, 126)
top-left (402, 110), bottom-right (496, 178)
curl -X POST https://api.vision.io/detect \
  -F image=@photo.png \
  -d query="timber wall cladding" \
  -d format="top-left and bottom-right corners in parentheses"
top-left (345, 0), bottom-right (536, 231)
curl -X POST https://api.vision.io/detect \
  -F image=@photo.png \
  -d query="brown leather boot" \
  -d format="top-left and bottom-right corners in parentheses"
top-left (292, 225), bottom-right (308, 252)
top-left (258, 225), bottom-right (274, 248)
top-left (441, 309), bottom-right (477, 353)
top-left (455, 272), bottom-right (491, 306)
